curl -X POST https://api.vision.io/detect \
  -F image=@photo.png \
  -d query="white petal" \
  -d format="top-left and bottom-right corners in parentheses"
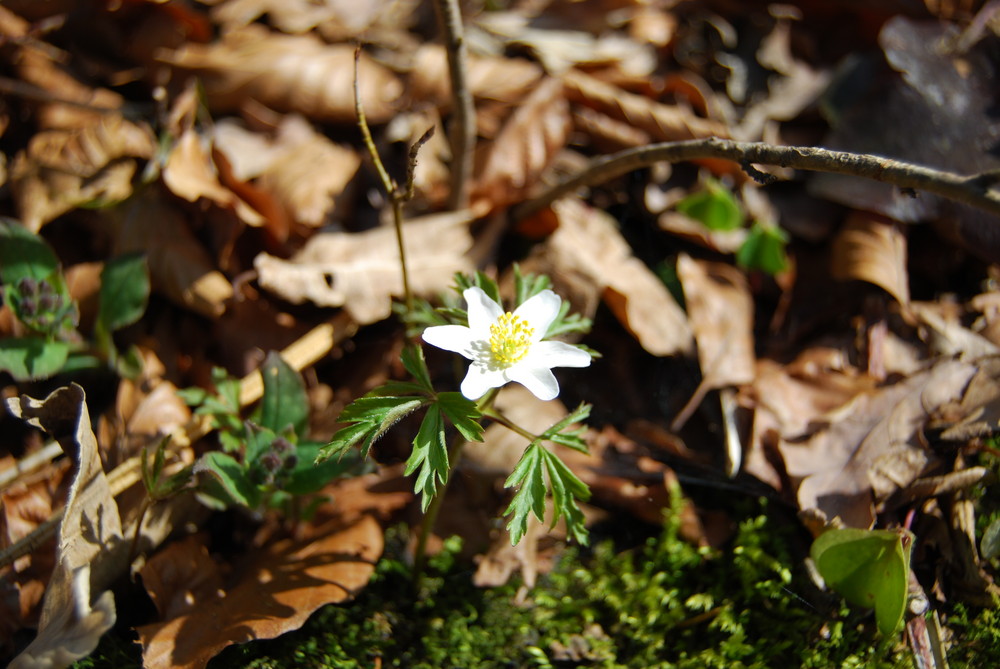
top-left (422, 325), bottom-right (477, 359)
top-left (513, 290), bottom-right (561, 342)
top-left (527, 341), bottom-right (592, 368)
top-left (507, 364), bottom-right (559, 401)
top-left (464, 287), bottom-right (504, 332)
top-left (460, 363), bottom-right (509, 399)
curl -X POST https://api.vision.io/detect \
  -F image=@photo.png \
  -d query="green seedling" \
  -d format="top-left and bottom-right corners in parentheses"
top-left (811, 527), bottom-right (914, 636)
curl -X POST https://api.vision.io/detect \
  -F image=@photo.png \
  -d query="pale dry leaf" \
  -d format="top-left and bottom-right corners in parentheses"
top-left (257, 128), bottom-right (361, 228)
top-left (10, 115), bottom-right (156, 231)
top-left (676, 254), bottom-right (755, 389)
top-left (658, 211), bottom-right (747, 253)
top-left (384, 109), bottom-right (451, 206)
top-left (472, 77), bottom-right (571, 211)
top-left (831, 212), bottom-right (910, 305)
top-left (781, 358), bottom-right (978, 528)
top-left (6, 385), bottom-right (126, 668)
top-left (254, 210), bottom-right (474, 324)
top-left (910, 300), bottom-right (1000, 359)
top-left (409, 44), bottom-right (544, 108)
top-left (112, 190), bottom-right (234, 319)
top-left (562, 69), bottom-right (729, 143)
top-left (162, 128), bottom-right (266, 227)
top-left (160, 25), bottom-right (402, 123)
top-left (546, 198), bottom-right (693, 356)
top-left (137, 513), bottom-right (382, 669)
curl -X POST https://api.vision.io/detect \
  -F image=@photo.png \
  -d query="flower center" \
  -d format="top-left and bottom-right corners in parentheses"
top-left (489, 312), bottom-right (534, 366)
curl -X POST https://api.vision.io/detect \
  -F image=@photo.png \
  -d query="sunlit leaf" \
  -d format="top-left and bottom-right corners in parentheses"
top-left (811, 527), bottom-right (914, 636)
top-left (736, 221), bottom-right (789, 275)
top-left (0, 337), bottom-right (69, 381)
top-left (676, 179), bottom-right (743, 231)
top-left (98, 253), bottom-right (150, 332)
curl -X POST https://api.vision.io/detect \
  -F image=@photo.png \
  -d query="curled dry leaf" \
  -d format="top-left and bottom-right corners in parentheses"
top-left (409, 44), bottom-right (544, 108)
top-left (162, 128), bottom-right (266, 227)
top-left (545, 198), bottom-right (693, 356)
top-left (137, 513), bottom-right (382, 669)
top-left (5, 385), bottom-right (126, 668)
top-left (831, 212), bottom-right (910, 306)
top-left (10, 114), bottom-right (156, 231)
top-left (562, 69), bottom-right (729, 144)
top-left (112, 190), bottom-right (234, 319)
top-left (160, 25), bottom-right (402, 123)
top-left (255, 210), bottom-right (473, 325)
top-left (471, 77), bottom-right (572, 211)
top-left (910, 300), bottom-right (1000, 360)
top-left (676, 254), bottom-right (755, 389)
top-left (781, 358), bottom-right (978, 528)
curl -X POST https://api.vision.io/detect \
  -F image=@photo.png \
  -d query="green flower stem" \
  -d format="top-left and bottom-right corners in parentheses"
top-left (413, 388), bottom-right (499, 586)
top-left (479, 407), bottom-right (540, 443)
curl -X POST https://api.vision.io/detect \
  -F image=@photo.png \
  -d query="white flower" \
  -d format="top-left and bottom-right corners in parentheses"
top-left (422, 287), bottom-right (591, 401)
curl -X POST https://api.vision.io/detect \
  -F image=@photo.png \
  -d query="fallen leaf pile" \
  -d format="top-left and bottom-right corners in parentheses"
top-left (2, 0), bottom-right (1000, 666)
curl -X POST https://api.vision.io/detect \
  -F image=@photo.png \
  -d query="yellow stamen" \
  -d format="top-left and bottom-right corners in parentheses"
top-left (489, 312), bottom-right (534, 366)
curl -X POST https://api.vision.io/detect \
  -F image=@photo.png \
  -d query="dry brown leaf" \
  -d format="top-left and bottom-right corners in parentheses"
top-left (160, 25), bottom-right (402, 123)
top-left (112, 190), bottom-right (234, 319)
top-left (385, 109), bottom-right (451, 206)
top-left (471, 77), bottom-right (572, 211)
top-left (137, 513), bottom-right (382, 669)
top-left (562, 69), bottom-right (729, 143)
top-left (6, 385), bottom-right (126, 668)
top-left (570, 106), bottom-right (651, 151)
top-left (831, 212), bottom-right (910, 305)
top-left (409, 45), bottom-right (544, 108)
top-left (781, 358), bottom-right (978, 528)
top-left (910, 300), bottom-right (1000, 359)
top-left (254, 210), bottom-right (474, 325)
top-left (658, 211), bottom-right (748, 253)
top-left (676, 254), bottom-right (755, 389)
top-left (545, 198), bottom-right (693, 356)
top-left (162, 128), bottom-right (266, 227)
top-left (10, 115), bottom-right (155, 231)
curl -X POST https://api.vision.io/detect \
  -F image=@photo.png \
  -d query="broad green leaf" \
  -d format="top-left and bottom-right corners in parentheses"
top-left (811, 527), bottom-right (914, 636)
top-left (283, 441), bottom-right (357, 495)
top-left (503, 443), bottom-right (546, 545)
top-left (736, 222), bottom-right (789, 275)
top-left (405, 404), bottom-right (449, 510)
top-left (194, 451), bottom-right (261, 509)
top-left (0, 338), bottom-right (69, 381)
top-left (243, 423), bottom-right (278, 465)
top-left (401, 344), bottom-right (434, 391)
top-left (320, 394), bottom-right (426, 461)
top-left (97, 253), bottom-right (149, 332)
top-left (258, 351), bottom-right (309, 437)
top-left (437, 392), bottom-right (484, 443)
top-left (676, 179), bottom-right (743, 231)
top-left (0, 218), bottom-right (60, 284)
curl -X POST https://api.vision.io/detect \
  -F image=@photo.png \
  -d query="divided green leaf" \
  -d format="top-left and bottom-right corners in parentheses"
top-left (503, 443), bottom-right (547, 545)
top-left (405, 404), bottom-right (450, 510)
top-left (320, 394), bottom-right (427, 461)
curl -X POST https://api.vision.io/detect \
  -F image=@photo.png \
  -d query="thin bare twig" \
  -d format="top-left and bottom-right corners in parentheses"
top-left (515, 137), bottom-right (1000, 220)
top-left (433, 0), bottom-right (476, 211)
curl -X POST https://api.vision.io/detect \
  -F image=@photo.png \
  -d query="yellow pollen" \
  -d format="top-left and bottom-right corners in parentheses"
top-left (489, 312), bottom-right (534, 365)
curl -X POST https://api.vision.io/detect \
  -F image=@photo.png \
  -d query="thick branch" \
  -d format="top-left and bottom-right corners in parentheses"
top-left (433, 0), bottom-right (476, 211)
top-left (515, 137), bottom-right (1000, 220)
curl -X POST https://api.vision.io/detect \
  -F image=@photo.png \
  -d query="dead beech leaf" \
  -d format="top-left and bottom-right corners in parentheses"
top-left (137, 514), bottom-right (382, 669)
top-left (781, 358), bottom-right (978, 528)
top-left (254, 211), bottom-right (474, 325)
top-left (471, 77), bottom-right (571, 211)
top-left (112, 190), bottom-right (234, 319)
top-left (910, 300), bottom-right (1000, 360)
top-left (162, 128), bottom-right (265, 227)
top-left (831, 212), bottom-right (910, 305)
top-left (410, 45), bottom-right (544, 108)
top-left (676, 254), bottom-right (755, 389)
top-left (10, 115), bottom-right (156, 231)
top-left (562, 69), bottom-right (729, 144)
top-left (546, 198), bottom-right (693, 356)
top-left (160, 25), bottom-right (402, 123)
top-left (6, 385), bottom-right (126, 668)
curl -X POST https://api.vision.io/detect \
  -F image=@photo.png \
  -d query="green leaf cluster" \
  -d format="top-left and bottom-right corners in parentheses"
top-left (504, 403), bottom-right (592, 545)
top-left (319, 345), bottom-right (484, 510)
top-left (0, 218), bottom-right (150, 380)
top-left (182, 352), bottom-right (357, 516)
top-left (674, 180), bottom-right (790, 275)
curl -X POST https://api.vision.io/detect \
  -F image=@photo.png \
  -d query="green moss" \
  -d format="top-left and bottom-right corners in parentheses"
top-left (79, 493), bottom-right (1000, 668)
